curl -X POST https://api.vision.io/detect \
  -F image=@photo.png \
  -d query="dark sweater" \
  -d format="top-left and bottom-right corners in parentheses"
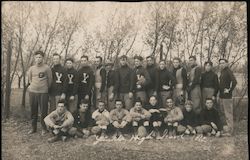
top-left (72, 110), bottom-right (92, 129)
top-left (201, 70), bottom-right (219, 96)
top-left (158, 68), bottom-right (176, 92)
top-left (146, 64), bottom-right (159, 91)
top-left (66, 67), bottom-right (78, 97)
top-left (219, 67), bottom-right (237, 99)
top-left (180, 109), bottom-right (197, 127)
top-left (172, 66), bottom-right (188, 90)
top-left (107, 70), bottom-right (116, 88)
top-left (77, 66), bottom-right (94, 95)
top-left (49, 64), bottom-right (67, 96)
top-left (132, 65), bottom-right (151, 92)
top-left (199, 107), bottom-right (222, 131)
top-left (115, 64), bottom-right (133, 94)
top-left (145, 104), bottom-right (162, 121)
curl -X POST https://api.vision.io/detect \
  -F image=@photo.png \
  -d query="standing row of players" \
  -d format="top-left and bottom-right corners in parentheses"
top-left (27, 51), bottom-right (237, 140)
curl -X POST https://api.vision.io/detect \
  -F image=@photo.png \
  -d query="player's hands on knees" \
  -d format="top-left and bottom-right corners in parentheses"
top-left (120, 121), bottom-right (127, 128)
top-left (140, 115), bottom-right (146, 119)
top-left (53, 125), bottom-right (61, 129)
top-left (113, 121), bottom-right (120, 128)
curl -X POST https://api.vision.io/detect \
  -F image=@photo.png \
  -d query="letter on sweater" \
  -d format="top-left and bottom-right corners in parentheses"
top-left (82, 73), bottom-right (89, 83)
top-left (68, 74), bottom-right (74, 84)
top-left (55, 72), bottom-right (63, 83)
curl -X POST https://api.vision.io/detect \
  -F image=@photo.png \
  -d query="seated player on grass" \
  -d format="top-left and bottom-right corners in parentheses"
top-left (91, 100), bottom-right (110, 140)
top-left (71, 99), bottom-right (92, 138)
top-left (130, 98), bottom-right (151, 139)
top-left (145, 95), bottom-right (163, 140)
top-left (177, 100), bottom-right (198, 136)
top-left (162, 97), bottom-right (184, 138)
top-left (195, 98), bottom-right (222, 137)
top-left (44, 99), bottom-right (75, 143)
top-left (110, 99), bottom-right (132, 140)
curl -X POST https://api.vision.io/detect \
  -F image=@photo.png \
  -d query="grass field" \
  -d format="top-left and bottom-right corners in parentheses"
top-left (2, 89), bottom-right (249, 160)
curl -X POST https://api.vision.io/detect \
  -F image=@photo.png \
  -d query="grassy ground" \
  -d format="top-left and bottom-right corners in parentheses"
top-left (2, 89), bottom-right (249, 160)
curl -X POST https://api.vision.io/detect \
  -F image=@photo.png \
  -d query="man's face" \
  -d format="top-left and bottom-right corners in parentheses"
top-left (95, 57), bottom-right (101, 66)
top-left (56, 103), bottom-right (66, 115)
top-left (65, 60), bottom-right (73, 69)
top-left (219, 60), bottom-right (227, 70)
top-left (79, 103), bottom-right (88, 112)
top-left (120, 58), bottom-right (127, 66)
top-left (205, 64), bottom-right (212, 72)
top-left (146, 58), bottom-right (154, 66)
top-left (149, 97), bottom-right (157, 106)
top-left (34, 54), bottom-right (43, 65)
top-left (53, 55), bottom-right (61, 65)
top-left (98, 102), bottom-right (105, 111)
top-left (106, 65), bottom-right (112, 71)
top-left (189, 58), bottom-right (196, 66)
top-left (115, 101), bottom-right (123, 110)
top-left (173, 60), bottom-right (180, 68)
top-left (166, 99), bottom-right (173, 108)
top-left (134, 59), bottom-right (141, 67)
top-left (159, 61), bottom-right (165, 70)
top-left (185, 104), bottom-right (192, 112)
top-left (134, 102), bottom-right (142, 110)
top-left (205, 100), bottom-right (214, 110)
top-left (81, 57), bottom-right (88, 66)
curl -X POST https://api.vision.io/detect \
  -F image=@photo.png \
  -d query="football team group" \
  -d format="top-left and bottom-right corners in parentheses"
top-left (27, 50), bottom-right (237, 143)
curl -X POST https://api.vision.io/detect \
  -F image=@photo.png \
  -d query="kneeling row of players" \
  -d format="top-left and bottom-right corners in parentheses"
top-left (44, 96), bottom-right (222, 143)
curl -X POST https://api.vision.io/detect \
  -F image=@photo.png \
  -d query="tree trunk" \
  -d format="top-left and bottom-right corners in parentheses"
top-left (4, 40), bottom-right (12, 120)
top-left (21, 75), bottom-right (28, 109)
top-left (18, 75), bottom-right (22, 89)
top-left (160, 43), bottom-right (163, 60)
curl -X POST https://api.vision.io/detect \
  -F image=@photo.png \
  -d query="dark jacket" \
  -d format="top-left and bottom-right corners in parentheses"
top-left (107, 69), bottom-right (116, 89)
top-left (146, 64), bottom-right (159, 92)
top-left (115, 64), bottom-right (134, 94)
top-left (132, 65), bottom-right (151, 92)
top-left (172, 66), bottom-right (188, 90)
top-left (72, 110), bottom-right (92, 129)
top-left (201, 70), bottom-right (219, 96)
top-left (219, 67), bottom-right (237, 99)
top-left (49, 64), bottom-right (67, 96)
top-left (180, 109), bottom-right (197, 127)
top-left (66, 67), bottom-right (78, 97)
top-left (158, 68), bottom-right (176, 92)
top-left (77, 66), bottom-right (94, 95)
top-left (199, 107), bottom-right (222, 131)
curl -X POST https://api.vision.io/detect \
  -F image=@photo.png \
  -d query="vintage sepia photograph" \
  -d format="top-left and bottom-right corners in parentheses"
top-left (2, 1), bottom-right (248, 160)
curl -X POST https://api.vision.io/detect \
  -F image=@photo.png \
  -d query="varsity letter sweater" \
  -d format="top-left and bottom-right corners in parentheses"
top-left (27, 64), bottom-right (53, 93)
top-left (49, 64), bottom-right (67, 96)
top-left (77, 66), bottom-right (94, 95)
top-left (66, 67), bottom-right (79, 97)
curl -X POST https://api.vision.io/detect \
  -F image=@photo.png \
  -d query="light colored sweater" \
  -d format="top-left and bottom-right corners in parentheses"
top-left (27, 64), bottom-right (52, 93)
top-left (44, 110), bottom-right (74, 128)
